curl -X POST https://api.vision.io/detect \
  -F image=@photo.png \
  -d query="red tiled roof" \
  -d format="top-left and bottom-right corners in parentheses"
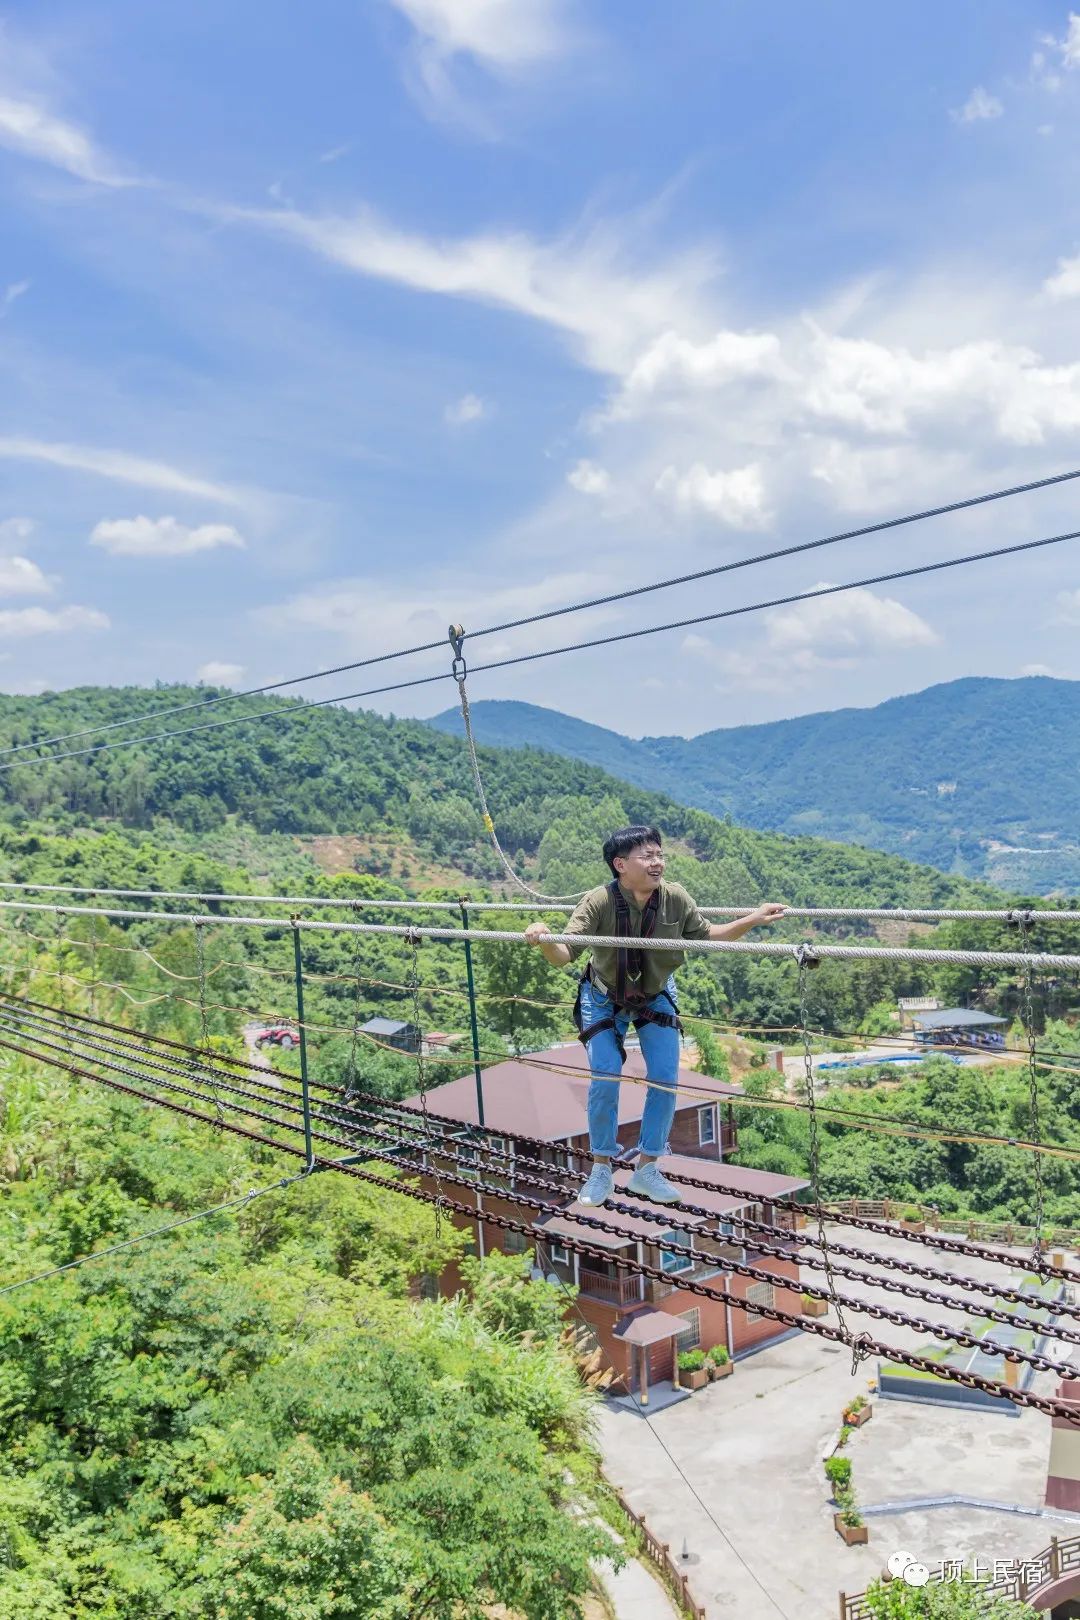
top-left (404, 1041), bottom-right (739, 1142)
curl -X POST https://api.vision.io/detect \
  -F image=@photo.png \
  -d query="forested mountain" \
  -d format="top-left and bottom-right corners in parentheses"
top-left (428, 676), bottom-right (1080, 893)
top-left (0, 682), bottom-right (1013, 910)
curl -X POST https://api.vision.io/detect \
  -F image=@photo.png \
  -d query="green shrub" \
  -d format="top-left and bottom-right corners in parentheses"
top-left (845, 1395), bottom-right (868, 1415)
top-left (836, 1425), bottom-right (853, 1448)
top-left (824, 1456), bottom-right (852, 1490)
top-left (840, 1505), bottom-right (863, 1528)
top-left (677, 1349), bottom-right (706, 1372)
top-left (707, 1345), bottom-right (730, 1365)
top-left (901, 1206), bottom-right (923, 1222)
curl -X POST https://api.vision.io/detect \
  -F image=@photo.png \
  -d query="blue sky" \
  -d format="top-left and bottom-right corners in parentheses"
top-left (4, 0), bottom-right (1080, 737)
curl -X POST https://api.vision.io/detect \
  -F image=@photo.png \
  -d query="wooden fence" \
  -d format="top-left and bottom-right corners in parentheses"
top-left (613, 1487), bottom-right (708, 1620)
top-left (822, 1198), bottom-right (1080, 1250)
top-left (840, 1530), bottom-right (1080, 1618)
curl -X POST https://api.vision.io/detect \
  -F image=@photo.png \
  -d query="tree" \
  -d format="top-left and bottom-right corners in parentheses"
top-left (864, 1577), bottom-right (1037, 1618)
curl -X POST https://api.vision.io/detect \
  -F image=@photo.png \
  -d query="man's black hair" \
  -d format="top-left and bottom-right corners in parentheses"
top-left (602, 825), bottom-right (663, 877)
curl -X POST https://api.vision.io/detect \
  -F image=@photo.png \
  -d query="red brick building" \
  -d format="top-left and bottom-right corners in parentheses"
top-left (405, 1043), bottom-right (807, 1397)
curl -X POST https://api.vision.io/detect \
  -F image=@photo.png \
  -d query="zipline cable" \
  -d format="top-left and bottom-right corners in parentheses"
top-left (5, 523), bottom-right (1080, 776)
top-left (7, 462), bottom-right (1080, 766)
top-left (2, 899), bottom-right (1079, 968)
top-left (2, 882), bottom-right (1079, 922)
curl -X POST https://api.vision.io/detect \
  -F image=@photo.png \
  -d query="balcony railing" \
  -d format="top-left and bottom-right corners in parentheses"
top-left (578, 1268), bottom-right (643, 1307)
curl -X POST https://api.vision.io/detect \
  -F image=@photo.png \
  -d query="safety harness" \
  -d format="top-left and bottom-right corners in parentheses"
top-left (573, 880), bottom-right (683, 1063)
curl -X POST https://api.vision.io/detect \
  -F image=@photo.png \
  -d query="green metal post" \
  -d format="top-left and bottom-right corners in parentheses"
top-left (459, 900), bottom-right (485, 1128)
top-left (291, 921), bottom-right (315, 1170)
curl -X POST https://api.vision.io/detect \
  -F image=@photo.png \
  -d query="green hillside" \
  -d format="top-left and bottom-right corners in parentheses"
top-left (0, 682), bottom-right (1012, 911)
top-left (427, 676), bottom-right (1080, 893)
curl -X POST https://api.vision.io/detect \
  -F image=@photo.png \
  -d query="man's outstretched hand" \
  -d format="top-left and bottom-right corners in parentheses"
top-left (524, 921), bottom-right (553, 945)
top-left (749, 903), bottom-right (786, 926)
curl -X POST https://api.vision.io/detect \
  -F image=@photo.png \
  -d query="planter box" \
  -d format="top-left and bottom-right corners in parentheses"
top-left (900, 1220), bottom-right (925, 1234)
top-left (802, 1298), bottom-right (829, 1318)
top-left (681, 1368), bottom-right (709, 1391)
top-left (843, 1404), bottom-right (872, 1428)
top-left (708, 1360), bottom-right (734, 1381)
top-left (834, 1514), bottom-right (868, 1547)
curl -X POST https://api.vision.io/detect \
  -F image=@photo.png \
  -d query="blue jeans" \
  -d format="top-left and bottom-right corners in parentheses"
top-left (579, 975), bottom-right (681, 1159)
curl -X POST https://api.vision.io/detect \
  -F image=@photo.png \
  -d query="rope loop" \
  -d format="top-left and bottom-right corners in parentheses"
top-left (794, 943), bottom-right (821, 971)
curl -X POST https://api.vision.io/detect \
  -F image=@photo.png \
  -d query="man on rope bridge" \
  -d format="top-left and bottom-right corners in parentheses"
top-left (525, 824), bottom-right (785, 1205)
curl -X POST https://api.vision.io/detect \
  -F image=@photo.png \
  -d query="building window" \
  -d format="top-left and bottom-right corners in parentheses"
top-left (745, 1280), bottom-right (775, 1320)
top-left (698, 1106), bottom-right (717, 1145)
top-left (504, 1229), bottom-right (527, 1254)
top-left (487, 1134), bottom-right (509, 1158)
top-left (659, 1229), bottom-right (693, 1274)
top-left (457, 1144), bottom-right (479, 1180)
top-left (549, 1242), bottom-right (570, 1267)
top-left (674, 1308), bottom-right (701, 1350)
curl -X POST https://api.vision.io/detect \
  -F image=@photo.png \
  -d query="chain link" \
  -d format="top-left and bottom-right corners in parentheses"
top-left (797, 948), bottom-right (873, 1374)
top-left (344, 903), bottom-right (366, 1101)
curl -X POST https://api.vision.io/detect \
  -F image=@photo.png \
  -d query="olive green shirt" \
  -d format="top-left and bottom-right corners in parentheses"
top-left (563, 881), bottom-right (711, 998)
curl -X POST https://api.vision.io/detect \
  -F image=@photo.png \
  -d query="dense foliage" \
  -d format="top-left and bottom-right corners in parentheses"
top-left (0, 1051), bottom-right (613, 1618)
top-left (428, 678), bottom-right (1080, 891)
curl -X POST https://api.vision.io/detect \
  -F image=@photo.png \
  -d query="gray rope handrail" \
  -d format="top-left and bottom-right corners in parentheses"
top-left (0, 897), bottom-right (1078, 967)
top-left (0, 882), bottom-right (1077, 924)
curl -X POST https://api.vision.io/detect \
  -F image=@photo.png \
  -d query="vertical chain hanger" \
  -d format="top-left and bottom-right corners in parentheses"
top-left (796, 945), bottom-right (871, 1375)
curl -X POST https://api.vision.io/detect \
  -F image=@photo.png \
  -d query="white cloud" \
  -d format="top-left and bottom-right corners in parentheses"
top-left (0, 518), bottom-right (34, 546)
top-left (1021, 662), bottom-right (1055, 676)
top-left (682, 587), bottom-right (938, 693)
top-left (610, 327), bottom-right (786, 418)
top-left (444, 392), bottom-right (487, 424)
top-left (0, 92), bottom-right (134, 186)
top-left (387, 0), bottom-right (569, 68)
top-left (0, 439), bottom-right (246, 505)
top-left (763, 587), bottom-right (939, 652)
top-left (0, 280), bottom-right (29, 317)
top-left (0, 555), bottom-right (52, 596)
top-left (655, 462), bottom-right (771, 530)
top-left (567, 458), bottom-right (610, 495)
top-left (1056, 587), bottom-right (1080, 624)
top-left (197, 661), bottom-right (246, 684)
top-left (232, 201), bottom-right (714, 375)
top-left (318, 143), bottom-right (351, 164)
top-left (952, 86), bottom-right (1003, 124)
top-left (800, 327), bottom-right (1080, 444)
top-left (255, 566), bottom-right (620, 659)
top-left (0, 605), bottom-right (108, 638)
top-left (1044, 253), bottom-right (1080, 300)
top-left (90, 516), bottom-right (247, 557)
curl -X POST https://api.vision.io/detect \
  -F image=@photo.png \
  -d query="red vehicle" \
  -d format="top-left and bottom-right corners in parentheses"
top-left (254, 1025), bottom-right (298, 1050)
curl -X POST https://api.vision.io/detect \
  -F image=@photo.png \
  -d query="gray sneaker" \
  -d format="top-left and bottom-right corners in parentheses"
top-left (578, 1163), bottom-right (614, 1206)
top-left (626, 1162), bottom-right (680, 1204)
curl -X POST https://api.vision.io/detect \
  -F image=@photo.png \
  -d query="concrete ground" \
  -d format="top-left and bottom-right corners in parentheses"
top-left (596, 1228), bottom-right (1080, 1620)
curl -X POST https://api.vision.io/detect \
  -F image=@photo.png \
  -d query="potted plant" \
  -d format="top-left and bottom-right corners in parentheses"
top-left (843, 1394), bottom-right (872, 1428)
top-left (802, 1290), bottom-right (829, 1319)
top-left (824, 1456), bottom-right (852, 1497)
top-left (835, 1424), bottom-right (853, 1449)
top-left (677, 1349), bottom-right (709, 1391)
top-left (899, 1205), bottom-right (925, 1234)
top-left (706, 1344), bottom-right (733, 1381)
top-left (834, 1503), bottom-right (868, 1547)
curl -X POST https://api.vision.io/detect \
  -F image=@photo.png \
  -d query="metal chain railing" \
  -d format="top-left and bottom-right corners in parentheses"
top-left (405, 927), bottom-right (445, 1237)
